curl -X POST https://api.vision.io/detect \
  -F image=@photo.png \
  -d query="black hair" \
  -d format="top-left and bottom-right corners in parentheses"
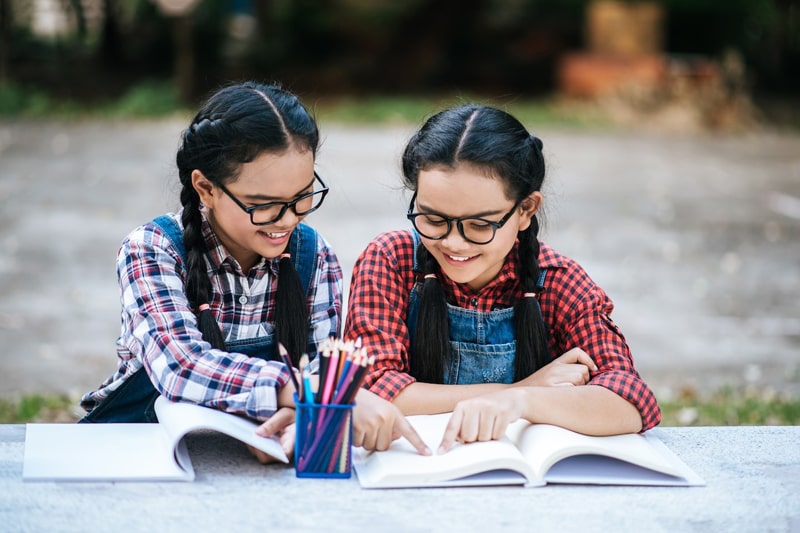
top-left (175, 81), bottom-right (319, 364)
top-left (401, 105), bottom-right (549, 383)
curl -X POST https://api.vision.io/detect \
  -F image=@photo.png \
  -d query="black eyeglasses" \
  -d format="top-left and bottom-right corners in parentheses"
top-left (217, 172), bottom-right (329, 226)
top-left (406, 192), bottom-right (520, 245)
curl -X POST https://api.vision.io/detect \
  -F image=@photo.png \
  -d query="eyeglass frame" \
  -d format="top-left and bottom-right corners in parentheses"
top-left (216, 171), bottom-right (329, 226)
top-left (406, 192), bottom-right (521, 245)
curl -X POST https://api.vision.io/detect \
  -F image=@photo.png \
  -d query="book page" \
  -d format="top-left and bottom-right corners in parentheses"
top-left (515, 424), bottom-right (703, 486)
top-left (353, 413), bottom-right (538, 488)
top-left (23, 423), bottom-right (191, 481)
top-left (154, 397), bottom-right (288, 464)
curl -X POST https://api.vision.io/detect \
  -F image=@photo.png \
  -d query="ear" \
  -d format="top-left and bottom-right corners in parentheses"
top-left (191, 169), bottom-right (217, 207)
top-left (516, 191), bottom-right (543, 232)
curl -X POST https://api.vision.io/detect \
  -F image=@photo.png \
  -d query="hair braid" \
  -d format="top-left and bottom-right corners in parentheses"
top-left (275, 255), bottom-right (309, 366)
top-left (410, 243), bottom-right (450, 383)
top-left (513, 217), bottom-right (549, 377)
top-left (177, 122), bottom-right (226, 350)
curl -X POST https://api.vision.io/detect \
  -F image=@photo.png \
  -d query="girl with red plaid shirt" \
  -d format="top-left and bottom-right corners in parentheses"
top-left (345, 105), bottom-right (661, 453)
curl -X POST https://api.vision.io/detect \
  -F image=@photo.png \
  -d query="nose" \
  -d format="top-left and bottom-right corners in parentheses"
top-left (270, 205), bottom-right (302, 227)
top-left (440, 223), bottom-right (470, 250)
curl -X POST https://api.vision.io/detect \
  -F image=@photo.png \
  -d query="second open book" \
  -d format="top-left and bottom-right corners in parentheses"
top-left (353, 413), bottom-right (705, 488)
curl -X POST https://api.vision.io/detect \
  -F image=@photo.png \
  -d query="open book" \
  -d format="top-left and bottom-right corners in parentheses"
top-left (22, 396), bottom-right (287, 482)
top-left (353, 413), bottom-right (704, 489)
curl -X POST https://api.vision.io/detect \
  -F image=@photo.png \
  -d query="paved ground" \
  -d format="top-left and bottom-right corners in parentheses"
top-left (1, 118), bottom-right (799, 404)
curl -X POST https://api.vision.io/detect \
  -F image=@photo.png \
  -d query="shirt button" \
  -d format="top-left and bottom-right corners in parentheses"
top-left (239, 295), bottom-right (248, 304)
top-left (471, 298), bottom-right (478, 306)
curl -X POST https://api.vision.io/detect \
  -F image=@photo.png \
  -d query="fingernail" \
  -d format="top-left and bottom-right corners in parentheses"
top-left (436, 445), bottom-right (447, 455)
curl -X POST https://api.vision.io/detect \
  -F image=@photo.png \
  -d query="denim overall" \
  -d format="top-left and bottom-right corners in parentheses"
top-left (406, 231), bottom-right (546, 385)
top-left (80, 215), bottom-right (318, 423)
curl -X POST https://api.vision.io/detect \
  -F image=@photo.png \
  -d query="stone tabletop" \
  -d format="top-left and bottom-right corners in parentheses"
top-left (1, 424), bottom-right (798, 532)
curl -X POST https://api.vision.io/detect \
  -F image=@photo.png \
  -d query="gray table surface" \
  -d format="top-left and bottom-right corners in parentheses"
top-left (1, 424), bottom-right (798, 532)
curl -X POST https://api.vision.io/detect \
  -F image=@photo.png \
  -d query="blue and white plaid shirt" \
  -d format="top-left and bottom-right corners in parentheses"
top-left (81, 209), bottom-right (342, 421)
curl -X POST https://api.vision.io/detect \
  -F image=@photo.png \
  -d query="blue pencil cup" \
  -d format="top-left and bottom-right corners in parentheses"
top-left (294, 396), bottom-right (354, 478)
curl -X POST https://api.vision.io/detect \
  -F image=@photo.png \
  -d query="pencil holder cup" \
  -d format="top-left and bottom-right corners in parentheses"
top-left (294, 395), bottom-right (354, 478)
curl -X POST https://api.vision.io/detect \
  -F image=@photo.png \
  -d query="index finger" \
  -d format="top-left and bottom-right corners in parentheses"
top-left (255, 407), bottom-right (295, 437)
top-left (437, 409), bottom-right (465, 455)
top-left (395, 417), bottom-right (431, 456)
top-left (575, 350), bottom-right (598, 371)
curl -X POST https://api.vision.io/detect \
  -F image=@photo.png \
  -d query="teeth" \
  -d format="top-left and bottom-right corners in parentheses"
top-left (267, 232), bottom-right (288, 238)
top-left (447, 255), bottom-right (471, 262)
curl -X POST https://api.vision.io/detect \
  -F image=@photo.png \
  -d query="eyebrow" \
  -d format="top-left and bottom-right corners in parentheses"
top-left (237, 175), bottom-right (316, 203)
top-left (416, 200), bottom-right (506, 219)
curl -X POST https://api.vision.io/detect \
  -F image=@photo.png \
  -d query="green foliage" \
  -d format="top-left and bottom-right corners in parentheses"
top-left (313, 94), bottom-right (611, 129)
top-left (659, 386), bottom-right (800, 426)
top-left (103, 81), bottom-right (184, 117)
top-left (0, 83), bottom-right (80, 117)
top-left (0, 395), bottom-right (79, 423)
top-left (2, 387), bottom-right (798, 425)
top-left (0, 81), bottom-right (186, 118)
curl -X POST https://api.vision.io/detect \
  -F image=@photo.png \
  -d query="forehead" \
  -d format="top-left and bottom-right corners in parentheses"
top-left (416, 164), bottom-right (511, 215)
top-left (232, 149), bottom-right (314, 195)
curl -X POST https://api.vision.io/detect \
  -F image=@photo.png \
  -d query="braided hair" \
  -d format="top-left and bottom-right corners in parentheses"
top-left (174, 82), bottom-right (319, 364)
top-left (401, 105), bottom-right (549, 383)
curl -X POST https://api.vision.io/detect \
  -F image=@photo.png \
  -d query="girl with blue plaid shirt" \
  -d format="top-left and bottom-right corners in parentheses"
top-left (80, 82), bottom-right (429, 461)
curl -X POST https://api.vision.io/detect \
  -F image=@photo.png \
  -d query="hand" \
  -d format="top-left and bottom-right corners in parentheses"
top-left (252, 407), bottom-right (296, 464)
top-left (352, 388), bottom-right (431, 455)
top-left (516, 347), bottom-right (597, 387)
top-left (438, 388), bottom-right (526, 454)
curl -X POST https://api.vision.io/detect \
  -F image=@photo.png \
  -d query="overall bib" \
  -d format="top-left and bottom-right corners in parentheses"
top-left (80, 215), bottom-right (318, 423)
top-left (406, 231), bottom-right (546, 385)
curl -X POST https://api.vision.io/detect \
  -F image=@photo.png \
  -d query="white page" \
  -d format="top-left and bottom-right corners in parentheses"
top-left (23, 423), bottom-right (191, 482)
top-left (515, 424), bottom-right (705, 486)
top-left (154, 397), bottom-right (288, 464)
top-left (353, 414), bottom-right (536, 488)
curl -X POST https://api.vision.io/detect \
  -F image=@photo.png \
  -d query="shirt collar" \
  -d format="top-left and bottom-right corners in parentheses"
top-left (200, 210), bottom-right (271, 274)
top-left (436, 239), bottom-right (567, 296)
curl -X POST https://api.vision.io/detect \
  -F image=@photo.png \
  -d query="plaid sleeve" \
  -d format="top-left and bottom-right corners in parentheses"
top-left (343, 231), bottom-right (417, 401)
top-left (118, 224), bottom-right (290, 421)
top-left (540, 257), bottom-right (662, 431)
top-left (307, 233), bottom-right (343, 354)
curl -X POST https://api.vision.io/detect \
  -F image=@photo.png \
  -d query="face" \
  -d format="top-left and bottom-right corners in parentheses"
top-left (414, 163), bottom-right (541, 291)
top-left (192, 148), bottom-right (316, 271)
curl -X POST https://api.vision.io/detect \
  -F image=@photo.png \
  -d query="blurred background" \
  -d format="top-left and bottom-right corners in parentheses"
top-left (1, 0), bottom-right (799, 126)
top-left (0, 0), bottom-right (798, 424)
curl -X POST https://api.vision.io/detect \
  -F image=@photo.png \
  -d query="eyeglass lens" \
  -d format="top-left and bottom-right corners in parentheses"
top-left (250, 190), bottom-right (325, 224)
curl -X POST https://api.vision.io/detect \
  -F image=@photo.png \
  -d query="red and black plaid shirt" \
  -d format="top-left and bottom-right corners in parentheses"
top-left (344, 230), bottom-right (661, 431)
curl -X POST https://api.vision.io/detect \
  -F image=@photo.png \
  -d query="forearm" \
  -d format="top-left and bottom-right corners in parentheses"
top-left (393, 381), bottom-right (508, 415)
top-left (516, 384), bottom-right (643, 435)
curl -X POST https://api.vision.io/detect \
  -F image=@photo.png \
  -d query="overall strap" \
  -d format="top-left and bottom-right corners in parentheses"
top-left (536, 268), bottom-right (547, 291)
top-left (410, 229), bottom-right (423, 274)
top-left (152, 214), bottom-right (186, 263)
top-left (286, 222), bottom-right (318, 295)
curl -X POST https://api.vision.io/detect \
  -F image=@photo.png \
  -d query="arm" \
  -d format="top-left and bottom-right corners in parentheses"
top-left (343, 232), bottom-right (419, 400)
top-left (119, 224), bottom-right (291, 420)
top-left (393, 345), bottom-right (599, 414)
top-left (539, 259), bottom-right (661, 431)
top-left (437, 384), bottom-right (641, 452)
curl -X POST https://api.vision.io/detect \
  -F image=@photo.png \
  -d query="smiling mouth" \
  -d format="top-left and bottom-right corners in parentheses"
top-left (446, 254), bottom-right (474, 262)
top-left (265, 231), bottom-right (289, 239)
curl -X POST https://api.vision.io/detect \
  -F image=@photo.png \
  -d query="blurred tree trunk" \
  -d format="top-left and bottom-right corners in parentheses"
top-left (67, 0), bottom-right (87, 42)
top-left (173, 15), bottom-right (194, 105)
top-left (0, 0), bottom-right (9, 83)
top-left (99, 0), bottom-right (122, 69)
